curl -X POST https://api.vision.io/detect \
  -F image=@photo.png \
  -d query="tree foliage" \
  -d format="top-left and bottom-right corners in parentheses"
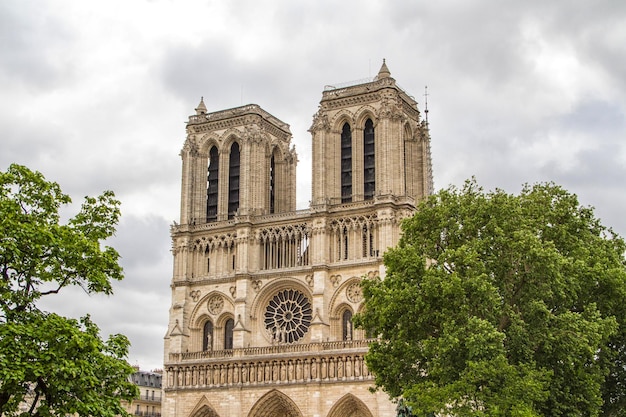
top-left (0, 164), bottom-right (138, 416)
top-left (355, 180), bottom-right (626, 417)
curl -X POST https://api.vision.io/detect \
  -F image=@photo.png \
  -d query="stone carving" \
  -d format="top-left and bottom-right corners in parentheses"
top-left (305, 274), bottom-right (313, 287)
top-left (330, 274), bottom-right (342, 287)
top-left (346, 282), bottom-right (363, 303)
top-left (207, 295), bottom-right (224, 315)
top-left (190, 290), bottom-right (201, 302)
top-left (309, 108), bottom-right (330, 132)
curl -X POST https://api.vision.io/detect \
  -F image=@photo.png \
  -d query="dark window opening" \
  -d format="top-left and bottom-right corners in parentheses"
top-left (224, 318), bottom-right (234, 349)
top-left (363, 118), bottom-right (375, 200)
top-left (207, 146), bottom-right (219, 222)
top-left (269, 154), bottom-right (276, 214)
top-left (341, 123), bottom-right (352, 203)
top-left (228, 143), bottom-right (240, 219)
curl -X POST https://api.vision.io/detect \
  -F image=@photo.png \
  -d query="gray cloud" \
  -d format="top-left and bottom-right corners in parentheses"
top-left (3, 0), bottom-right (626, 371)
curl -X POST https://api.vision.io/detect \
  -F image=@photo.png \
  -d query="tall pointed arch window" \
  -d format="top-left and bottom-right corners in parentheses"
top-left (202, 321), bottom-right (214, 351)
top-left (363, 118), bottom-right (375, 200)
top-left (341, 123), bottom-right (352, 203)
top-left (342, 310), bottom-right (353, 341)
top-left (207, 146), bottom-right (219, 222)
top-left (228, 142), bottom-right (240, 219)
top-left (224, 318), bottom-right (234, 350)
top-left (269, 152), bottom-right (276, 214)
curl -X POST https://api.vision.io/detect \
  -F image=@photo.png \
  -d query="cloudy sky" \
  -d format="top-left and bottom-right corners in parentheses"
top-left (2, 0), bottom-right (625, 371)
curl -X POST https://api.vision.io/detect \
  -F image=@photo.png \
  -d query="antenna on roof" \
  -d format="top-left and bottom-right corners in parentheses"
top-left (424, 85), bottom-right (429, 124)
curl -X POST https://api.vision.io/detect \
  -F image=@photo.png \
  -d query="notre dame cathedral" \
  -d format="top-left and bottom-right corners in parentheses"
top-left (162, 61), bottom-right (433, 417)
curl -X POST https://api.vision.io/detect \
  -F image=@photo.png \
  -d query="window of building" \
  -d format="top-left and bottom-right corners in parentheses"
top-left (363, 118), bottom-right (375, 200)
top-left (228, 142), bottom-right (240, 219)
top-left (264, 289), bottom-right (312, 343)
top-left (341, 123), bottom-right (352, 203)
top-left (224, 318), bottom-right (234, 349)
top-left (207, 146), bottom-right (219, 222)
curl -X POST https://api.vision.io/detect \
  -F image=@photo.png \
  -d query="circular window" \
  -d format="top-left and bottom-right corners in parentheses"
top-left (264, 289), bottom-right (312, 344)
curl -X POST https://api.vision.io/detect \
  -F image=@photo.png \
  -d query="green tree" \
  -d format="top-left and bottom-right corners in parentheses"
top-left (0, 164), bottom-right (138, 416)
top-left (355, 180), bottom-right (626, 417)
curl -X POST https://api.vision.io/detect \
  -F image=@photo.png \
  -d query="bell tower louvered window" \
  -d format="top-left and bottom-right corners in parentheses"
top-left (206, 146), bottom-right (219, 222)
top-left (269, 153), bottom-right (276, 214)
top-left (341, 123), bottom-right (352, 203)
top-left (228, 142), bottom-right (240, 219)
top-left (363, 119), bottom-right (375, 200)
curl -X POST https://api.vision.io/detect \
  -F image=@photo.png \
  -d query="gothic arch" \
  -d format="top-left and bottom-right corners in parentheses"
top-left (249, 277), bottom-right (313, 320)
top-left (329, 276), bottom-right (363, 316)
top-left (215, 311), bottom-right (235, 329)
top-left (190, 291), bottom-right (234, 330)
top-left (220, 130), bottom-right (243, 151)
top-left (250, 278), bottom-right (314, 344)
top-left (189, 396), bottom-right (221, 417)
top-left (329, 302), bottom-right (354, 341)
top-left (403, 121), bottom-right (416, 142)
top-left (268, 143), bottom-right (285, 160)
top-left (188, 291), bottom-right (234, 351)
top-left (329, 109), bottom-right (355, 132)
top-left (327, 393), bottom-right (374, 417)
top-left (354, 106), bottom-right (378, 128)
top-left (198, 133), bottom-right (222, 154)
top-left (247, 389), bottom-right (303, 417)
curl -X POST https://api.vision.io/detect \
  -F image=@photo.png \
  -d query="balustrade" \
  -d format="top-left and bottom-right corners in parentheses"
top-left (165, 353), bottom-right (371, 390)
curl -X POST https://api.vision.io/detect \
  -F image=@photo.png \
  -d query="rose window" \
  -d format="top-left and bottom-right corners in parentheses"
top-left (264, 289), bottom-right (312, 344)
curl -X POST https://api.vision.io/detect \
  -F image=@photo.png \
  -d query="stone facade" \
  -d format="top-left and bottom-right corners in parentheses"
top-left (163, 61), bottom-right (434, 417)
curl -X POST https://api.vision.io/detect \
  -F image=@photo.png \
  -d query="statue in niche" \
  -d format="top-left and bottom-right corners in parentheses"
top-left (232, 364), bottom-right (239, 384)
top-left (287, 360), bottom-right (294, 380)
top-left (310, 359), bottom-right (317, 379)
top-left (272, 361), bottom-right (279, 381)
top-left (257, 363), bottom-right (264, 383)
top-left (206, 332), bottom-right (213, 351)
top-left (296, 360), bottom-right (302, 380)
top-left (265, 362), bottom-right (271, 382)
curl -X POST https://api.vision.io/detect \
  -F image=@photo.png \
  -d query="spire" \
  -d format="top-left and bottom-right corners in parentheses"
top-left (424, 85), bottom-right (429, 124)
top-left (195, 96), bottom-right (207, 115)
top-left (375, 59), bottom-right (391, 80)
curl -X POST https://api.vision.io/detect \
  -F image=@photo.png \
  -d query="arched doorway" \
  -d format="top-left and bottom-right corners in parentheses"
top-left (327, 394), bottom-right (374, 417)
top-left (247, 389), bottom-right (303, 417)
top-left (190, 404), bottom-right (220, 417)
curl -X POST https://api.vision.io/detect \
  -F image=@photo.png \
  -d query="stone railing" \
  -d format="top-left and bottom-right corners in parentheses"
top-left (168, 339), bottom-right (371, 362)
top-left (164, 351), bottom-right (372, 390)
